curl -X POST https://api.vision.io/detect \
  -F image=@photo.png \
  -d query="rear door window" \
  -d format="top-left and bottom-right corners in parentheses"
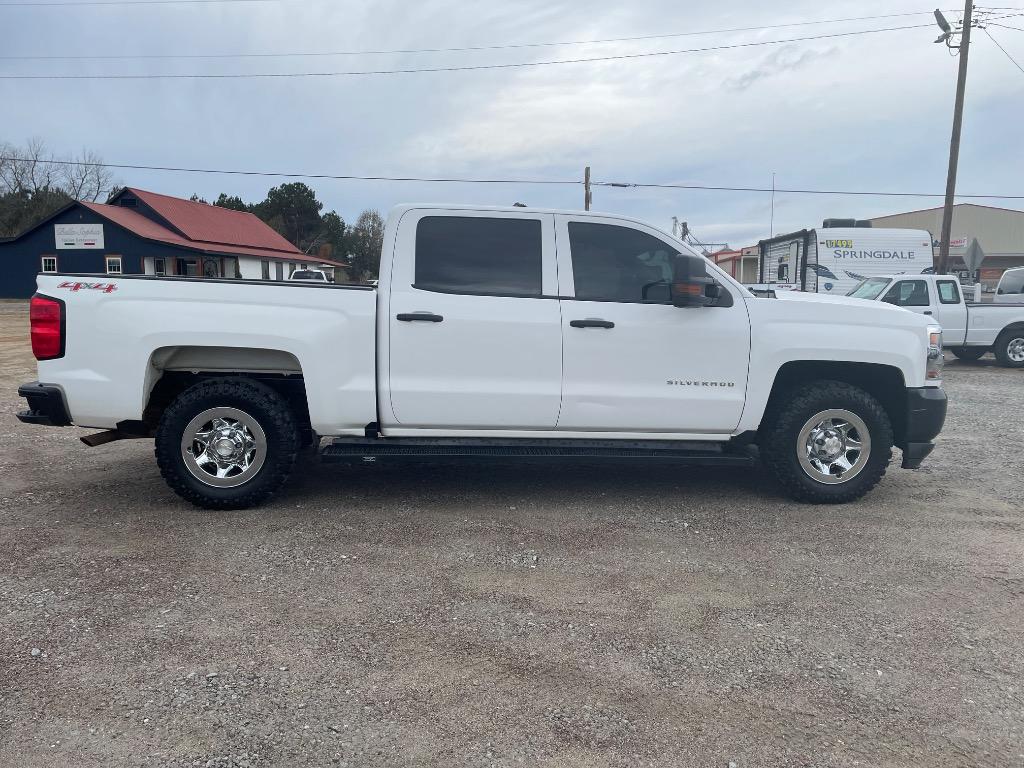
top-left (415, 216), bottom-right (542, 296)
top-left (937, 280), bottom-right (961, 304)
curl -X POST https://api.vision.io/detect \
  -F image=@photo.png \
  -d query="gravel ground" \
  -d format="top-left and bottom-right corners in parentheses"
top-left (1, 299), bottom-right (1022, 768)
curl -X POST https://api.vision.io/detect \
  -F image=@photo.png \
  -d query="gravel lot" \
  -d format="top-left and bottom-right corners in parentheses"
top-left (1, 299), bottom-right (1022, 768)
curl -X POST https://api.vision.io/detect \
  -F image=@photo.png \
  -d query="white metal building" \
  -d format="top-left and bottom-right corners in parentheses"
top-left (868, 203), bottom-right (1024, 290)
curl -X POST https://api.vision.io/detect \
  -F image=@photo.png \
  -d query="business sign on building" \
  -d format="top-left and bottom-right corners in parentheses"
top-left (55, 223), bottom-right (104, 250)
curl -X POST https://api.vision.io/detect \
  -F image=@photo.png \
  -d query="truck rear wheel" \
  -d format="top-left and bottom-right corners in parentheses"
top-left (950, 346), bottom-right (986, 362)
top-left (993, 329), bottom-right (1024, 368)
top-left (155, 378), bottom-right (299, 510)
top-left (759, 380), bottom-right (893, 503)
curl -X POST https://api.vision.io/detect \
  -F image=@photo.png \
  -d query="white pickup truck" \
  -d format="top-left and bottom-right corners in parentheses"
top-left (18, 204), bottom-right (947, 509)
top-left (847, 274), bottom-right (1024, 366)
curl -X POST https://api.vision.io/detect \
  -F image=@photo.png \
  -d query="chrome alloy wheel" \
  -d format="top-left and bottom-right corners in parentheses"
top-left (180, 407), bottom-right (267, 488)
top-left (1007, 336), bottom-right (1024, 363)
top-left (797, 409), bottom-right (871, 485)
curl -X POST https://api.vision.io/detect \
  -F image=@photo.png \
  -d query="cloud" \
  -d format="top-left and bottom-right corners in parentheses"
top-left (2, 0), bottom-right (1021, 250)
top-left (723, 45), bottom-right (835, 91)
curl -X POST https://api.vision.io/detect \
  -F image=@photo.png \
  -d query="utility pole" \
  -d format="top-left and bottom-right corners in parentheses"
top-left (584, 166), bottom-right (592, 211)
top-left (937, 2), bottom-right (974, 275)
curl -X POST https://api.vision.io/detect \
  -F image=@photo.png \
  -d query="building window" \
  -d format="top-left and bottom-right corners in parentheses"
top-left (105, 256), bottom-right (123, 274)
top-left (41, 256), bottom-right (58, 273)
top-left (154, 257), bottom-right (166, 276)
top-left (261, 260), bottom-right (270, 280)
top-left (275, 262), bottom-right (284, 281)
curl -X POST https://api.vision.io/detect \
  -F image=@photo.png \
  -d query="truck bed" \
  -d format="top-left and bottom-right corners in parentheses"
top-left (33, 273), bottom-right (379, 434)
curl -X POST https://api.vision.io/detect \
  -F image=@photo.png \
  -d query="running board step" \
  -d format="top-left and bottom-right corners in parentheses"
top-left (321, 438), bottom-right (755, 466)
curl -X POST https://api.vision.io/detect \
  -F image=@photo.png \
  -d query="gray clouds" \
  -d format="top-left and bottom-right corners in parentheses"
top-left (2, 0), bottom-right (1021, 248)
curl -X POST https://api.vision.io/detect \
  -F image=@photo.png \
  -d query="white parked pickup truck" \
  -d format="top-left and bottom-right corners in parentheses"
top-left (18, 205), bottom-right (947, 509)
top-left (847, 274), bottom-right (1024, 366)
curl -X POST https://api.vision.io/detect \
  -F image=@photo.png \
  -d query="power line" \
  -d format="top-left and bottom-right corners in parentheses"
top-left (0, 11), bottom-right (947, 61)
top-left (0, 22), bottom-right (941, 79)
top-left (597, 179), bottom-right (1024, 199)
top-left (3, 155), bottom-right (1023, 200)
top-left (982, 26), bottom-right (1024, 73)
top-left (988, 21), bottom-right (1024, 29)
top-left (0, 0), bottom-right (279, 6)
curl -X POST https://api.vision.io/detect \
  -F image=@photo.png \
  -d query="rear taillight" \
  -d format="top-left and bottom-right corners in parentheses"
top-left (30, 295), bottom-right (64, 360)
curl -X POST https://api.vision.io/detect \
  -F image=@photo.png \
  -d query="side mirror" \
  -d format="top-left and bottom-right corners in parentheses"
top-left (672, 254), bottom-right (715, 308)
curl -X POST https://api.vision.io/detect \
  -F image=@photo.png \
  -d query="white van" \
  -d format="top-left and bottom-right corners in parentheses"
top-left (756, 226), bottom-right (934, 296)
top-left (995, 266), bottom-right (1024, 303)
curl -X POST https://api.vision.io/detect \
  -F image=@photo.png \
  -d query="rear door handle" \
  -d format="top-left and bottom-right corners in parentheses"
top-left (570, 319), bottom-right (615, 329)
top-left (397, 312), bottom-right (444, 322)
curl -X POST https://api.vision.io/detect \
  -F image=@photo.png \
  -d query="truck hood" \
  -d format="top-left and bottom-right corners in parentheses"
top-left (758, 289), bottom-right (934, 329)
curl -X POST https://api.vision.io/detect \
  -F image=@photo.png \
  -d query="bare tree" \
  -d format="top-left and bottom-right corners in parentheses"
top-left (0, 138), bottom-right (114, 200)
top-left (59, 148), bottom-right (113, 202)
top-left (0, 138), bottom-right (57, 194)
top-left (0, 138), bottom-right (118, 237)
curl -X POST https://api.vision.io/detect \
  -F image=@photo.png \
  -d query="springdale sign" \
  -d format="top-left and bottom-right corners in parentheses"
top-left (55, 223), bottom-right (105, 250)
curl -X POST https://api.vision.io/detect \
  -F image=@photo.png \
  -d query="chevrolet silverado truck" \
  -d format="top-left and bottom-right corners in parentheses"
top-left (18, 205), bottom-right (947, 509)
top-left (848, 273), bottom-right (1024, 366)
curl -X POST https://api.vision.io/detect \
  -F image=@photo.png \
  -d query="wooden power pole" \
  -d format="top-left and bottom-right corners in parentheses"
top-left (584, 166), bottom-right (592, 211)
top-left (937, 0), bottom-right (973, 275)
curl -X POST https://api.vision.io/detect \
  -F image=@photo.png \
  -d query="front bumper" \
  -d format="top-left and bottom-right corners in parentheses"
top-left (899, 386), bottom-right (947, 469)
top-left (16, 381), bottom-right (72, 427)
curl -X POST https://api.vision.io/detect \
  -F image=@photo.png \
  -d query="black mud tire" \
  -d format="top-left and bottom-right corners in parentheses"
top-left (155, 378), bottom-right (299, 510)
top-left (949, 346), bottom-right (987, 362)
top-left (992, 329), bottom-right (1024, 368)
top-left (759, 380), bottom-right (893, 504)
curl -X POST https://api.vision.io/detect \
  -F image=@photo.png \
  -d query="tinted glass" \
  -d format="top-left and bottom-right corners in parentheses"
top-left (937, 280), bottom-right (960, 304)
top-left (883, 280), bottom-right (929, 307)
top-left (415, 216), bottom-right (542, 296)
top-left (998, 269), bottom-right (1024, 294)
top-left (568, 222), bottom-right (679, 302)
top-left (847, 278), bottom-right (891, 299)
top-left (292, 270), bottom-right (324, 280)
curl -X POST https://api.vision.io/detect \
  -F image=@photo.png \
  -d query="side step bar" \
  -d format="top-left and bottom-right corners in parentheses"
top-left (321, 437), bottom-right (756, 466)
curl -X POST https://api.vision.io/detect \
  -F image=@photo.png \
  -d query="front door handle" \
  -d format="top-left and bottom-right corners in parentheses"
top-left (570, 319), bottom-right (615, 329)
top-left (397, 312), bottom-right (444, 323)
top-left (923, 310), bottom-right (933, 315)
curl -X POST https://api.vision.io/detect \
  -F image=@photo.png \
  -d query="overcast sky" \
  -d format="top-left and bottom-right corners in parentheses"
top-left (3, 0), bottom-right (1023, 247)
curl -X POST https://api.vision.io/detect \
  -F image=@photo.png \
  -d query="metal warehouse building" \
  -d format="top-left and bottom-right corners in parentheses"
top-left (868, 203), bottom-right (1024, 291)
top-left (0, 187), bottom-right (343, 299)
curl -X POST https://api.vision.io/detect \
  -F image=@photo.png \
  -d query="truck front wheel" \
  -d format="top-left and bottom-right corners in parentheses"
top-left (155, 378), bottom-right (299, 510)
top-left (993, 330), bottom-right (1024, 368)
top-left (760, 381), bottom-right (893, 503)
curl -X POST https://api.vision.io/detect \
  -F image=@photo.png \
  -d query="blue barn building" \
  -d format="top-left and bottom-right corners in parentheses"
top-left (0, 187), bottom-right (342, 298)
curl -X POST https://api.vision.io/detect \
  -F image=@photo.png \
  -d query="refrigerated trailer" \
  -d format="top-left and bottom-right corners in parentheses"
top-left (757, 227), bottom-right (935, 296)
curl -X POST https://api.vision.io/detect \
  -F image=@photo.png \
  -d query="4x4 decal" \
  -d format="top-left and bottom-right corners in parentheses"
top-left (57, 281), bottom-right (118, 293)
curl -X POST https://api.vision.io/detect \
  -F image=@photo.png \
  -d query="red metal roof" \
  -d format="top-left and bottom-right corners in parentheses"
top-left (81, 198), bottom-right (343, 266)
top-left (121, 187), bottom-right (302, 252)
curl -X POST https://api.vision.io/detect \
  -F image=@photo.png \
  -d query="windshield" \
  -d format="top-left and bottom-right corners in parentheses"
top-left (292, 270), bottom-right (324, 280)
top-left (847, 277), bottom-right (891, 300)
